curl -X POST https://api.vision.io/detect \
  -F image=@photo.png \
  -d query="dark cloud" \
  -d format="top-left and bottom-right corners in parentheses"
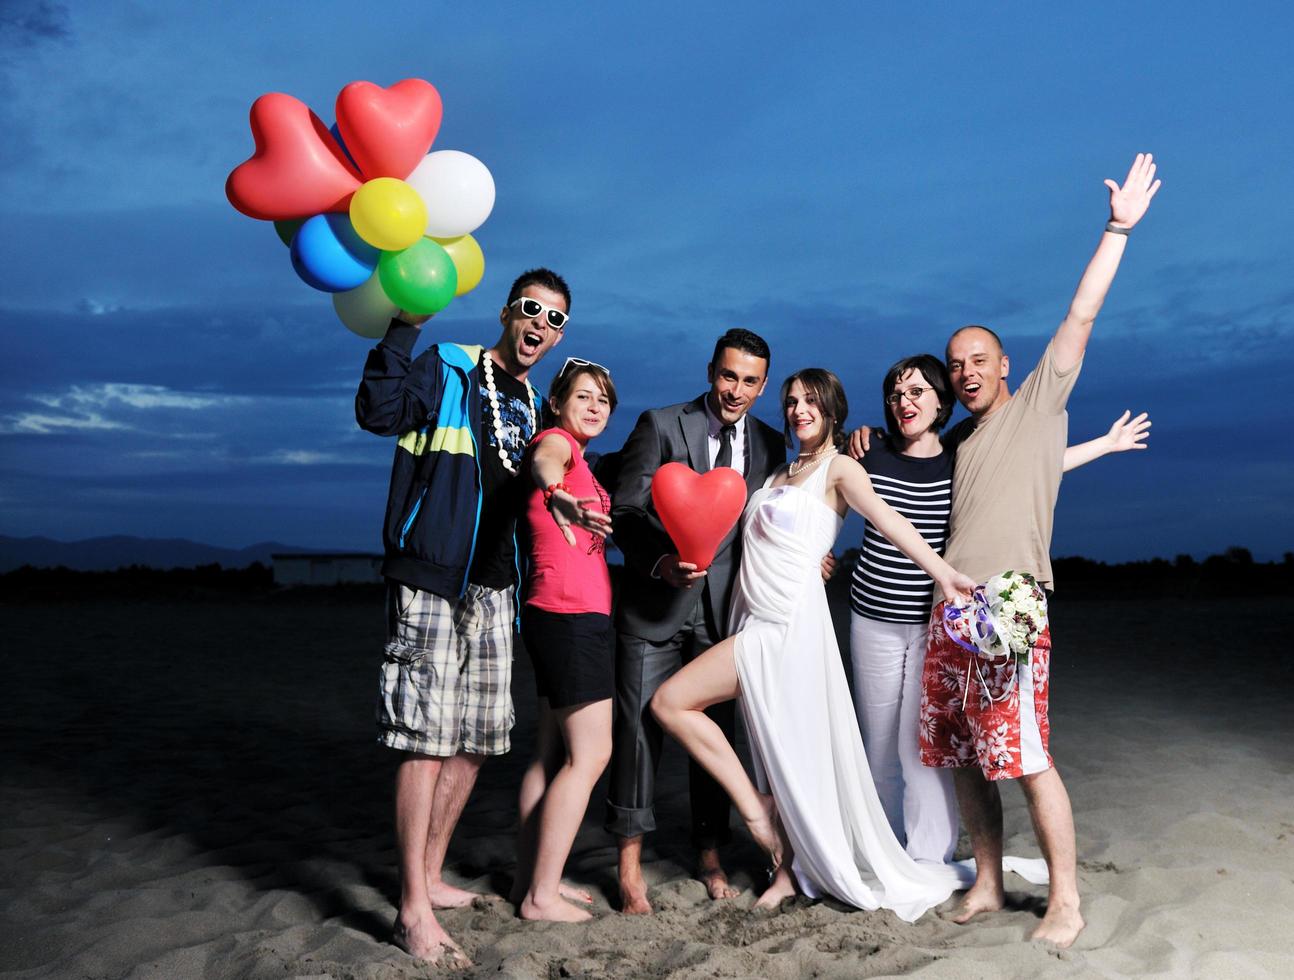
top-left (1, 5), bottom-right (1290, 558)
top-left (0, 1), bottom-right (71, 47)
top-left (0, 2), bottom-right (71, 169)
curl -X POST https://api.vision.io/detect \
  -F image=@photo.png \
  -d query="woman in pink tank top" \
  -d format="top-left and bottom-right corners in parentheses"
top-left (512, 359), bottom-right (617, 922)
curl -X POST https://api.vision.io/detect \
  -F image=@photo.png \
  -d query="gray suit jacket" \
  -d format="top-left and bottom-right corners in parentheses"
top-left (612, 395), bottom-right (785, 642)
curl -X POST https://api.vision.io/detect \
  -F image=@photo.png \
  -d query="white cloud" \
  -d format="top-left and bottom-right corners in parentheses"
top-left (4, 383), bottom-right (248, 436)
top-left (76, 298), bottom-right (125, 316)
top-left (262, 449), bottom-right (349, 466)
top-left (3, 411), bottom-right (125, 435)
top-left (45, 383), bottom-right (240, 411)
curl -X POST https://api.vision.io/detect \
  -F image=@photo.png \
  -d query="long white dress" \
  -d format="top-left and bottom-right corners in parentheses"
top-left (731, 460), bottom-right (968, 922)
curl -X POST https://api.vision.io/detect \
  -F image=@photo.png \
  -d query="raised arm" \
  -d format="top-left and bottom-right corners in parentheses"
top-left (355, 312), bottom-right (439, 436)
top-left (1062, 410), bottom-right (1151, 472)
top-left (829, 458), bottom-right (975, 602)
top-left (1052, 153), bottom-right (1162, 372)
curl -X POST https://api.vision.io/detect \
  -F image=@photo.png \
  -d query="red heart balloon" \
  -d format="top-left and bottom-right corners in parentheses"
top-left (651, 462), bottom-right (748, 571)
top-left (226, 93), bottom-right (363, 221)
top-left (335, 79), bottom-right (443, 180)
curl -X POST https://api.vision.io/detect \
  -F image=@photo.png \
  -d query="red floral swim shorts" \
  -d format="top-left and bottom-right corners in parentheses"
top-left (918, 599), bottom-right (1053, 781)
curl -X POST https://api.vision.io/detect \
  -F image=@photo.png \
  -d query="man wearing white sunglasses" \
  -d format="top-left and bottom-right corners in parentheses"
top-left (357, 268), bottom-right (601, 965)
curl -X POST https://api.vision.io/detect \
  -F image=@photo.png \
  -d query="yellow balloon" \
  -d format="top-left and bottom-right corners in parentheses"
top-left (432, 234), bottom-right (485, 296)
top-left (350, 178), bottom-right (427, 251)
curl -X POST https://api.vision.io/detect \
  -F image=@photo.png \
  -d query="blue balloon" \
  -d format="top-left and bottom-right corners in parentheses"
top-left (290, 213), bottom-right (380, 292)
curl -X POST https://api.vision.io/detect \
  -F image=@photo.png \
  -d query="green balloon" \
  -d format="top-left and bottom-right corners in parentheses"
top-left (273, 218), bottom-right (304, 247)
top-left (378, 239), bottom-right (459, 315)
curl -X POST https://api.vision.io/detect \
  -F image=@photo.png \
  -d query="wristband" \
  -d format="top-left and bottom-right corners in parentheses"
top-left (1104, 221), bottom-right (1131, 236)
top-left (543, 482), bottom-right (572, 507)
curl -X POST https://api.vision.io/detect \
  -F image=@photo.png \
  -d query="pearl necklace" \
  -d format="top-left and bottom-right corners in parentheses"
top-left (480, 351), bottom-right (536, 476)
top-left (788, 447), bottom-right (837, 478)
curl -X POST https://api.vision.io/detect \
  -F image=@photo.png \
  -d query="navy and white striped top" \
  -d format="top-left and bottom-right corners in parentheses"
top-left (849, 439), bottom-right (953, 624)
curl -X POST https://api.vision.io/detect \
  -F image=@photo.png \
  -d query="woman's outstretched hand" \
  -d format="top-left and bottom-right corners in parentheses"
top-left (548, 491), bottom-right (612, 547)
top-left (1105, 409), bottom-right (1151, 452)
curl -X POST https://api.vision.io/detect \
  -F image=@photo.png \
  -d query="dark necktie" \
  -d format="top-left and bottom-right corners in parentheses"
top-left (715, 424), bottom-right (735, 470)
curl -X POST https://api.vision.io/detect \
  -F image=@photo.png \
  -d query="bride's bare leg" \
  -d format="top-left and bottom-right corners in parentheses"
top-left (651, 637), bottom-right (783, 870)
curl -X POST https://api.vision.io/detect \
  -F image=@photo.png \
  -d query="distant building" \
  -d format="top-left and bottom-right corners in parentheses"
top-left (271, 553), bottom-right (383, 586)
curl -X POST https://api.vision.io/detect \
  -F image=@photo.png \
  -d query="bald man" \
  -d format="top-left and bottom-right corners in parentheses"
top-left (920, 154), bottom-right (1161, 948)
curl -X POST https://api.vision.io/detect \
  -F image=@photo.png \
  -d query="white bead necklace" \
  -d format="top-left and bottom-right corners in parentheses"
top-left (480, 351), bottom-right (536, 475)
top-left (788, 447), bottom-right (838, 478)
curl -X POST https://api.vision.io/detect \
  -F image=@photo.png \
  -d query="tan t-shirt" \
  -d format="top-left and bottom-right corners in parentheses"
top-left (936, 338), bottom-right (1082, 600)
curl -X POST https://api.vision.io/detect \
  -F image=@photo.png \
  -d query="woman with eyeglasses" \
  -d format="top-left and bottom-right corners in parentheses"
top-left (650, 368), bottom-right (981, 920)
top-left (849, 356), bottom-right (1150, 868)
top-left (511, 357), bottom-right (618, 922)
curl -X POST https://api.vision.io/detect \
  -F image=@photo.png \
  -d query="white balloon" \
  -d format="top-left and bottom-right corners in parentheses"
top-left (406, 150), bottom-right (496, 238)
top-left (333, 271), bottom-right (399, 339)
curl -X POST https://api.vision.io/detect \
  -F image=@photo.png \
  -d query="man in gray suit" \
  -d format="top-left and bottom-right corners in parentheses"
top-left (606, 328), bottom-right (786, 913)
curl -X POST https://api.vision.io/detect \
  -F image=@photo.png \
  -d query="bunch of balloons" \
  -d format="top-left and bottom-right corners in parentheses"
top-left (226, 79), bottom-right (495, 337)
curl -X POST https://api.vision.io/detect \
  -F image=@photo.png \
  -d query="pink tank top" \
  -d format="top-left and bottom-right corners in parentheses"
top-left (523, 427), bottom-right (612, 615)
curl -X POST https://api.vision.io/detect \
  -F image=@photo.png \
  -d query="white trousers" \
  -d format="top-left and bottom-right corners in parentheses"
top-left (849, 612), bottom-right (958, 864)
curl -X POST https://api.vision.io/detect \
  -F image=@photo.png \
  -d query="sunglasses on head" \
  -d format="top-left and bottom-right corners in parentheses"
top-left (557, 356), bottom-right (610, 378)
top-left (509, 296), bottom-right (569, 330)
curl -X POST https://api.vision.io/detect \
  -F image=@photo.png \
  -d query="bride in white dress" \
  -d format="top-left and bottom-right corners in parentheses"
top-left (652, 369), bottom-right (977, 920)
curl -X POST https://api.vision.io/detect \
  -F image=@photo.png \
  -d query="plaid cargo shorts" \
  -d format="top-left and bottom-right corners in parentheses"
top-left (377, 582), bottom-right (516, 757)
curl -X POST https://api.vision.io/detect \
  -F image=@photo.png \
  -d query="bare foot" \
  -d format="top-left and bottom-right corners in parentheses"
top-left (698, 847), bottom-right (741, 900)
top-left (511, 879), bottom-right (589, 907)
top-left (520, 891), bottom-right (594, 923)
top-left (618, 872), bottom-right (652, 914)
top-left (700, 867), bottom-right (741, 900)
top-left (950, 879), bottom-right (1005, 924)
top-left (743, 793), bottom-right (784, 871)
top-left (1031, 901), bottom-right (1085, 948)
top-left (753, 866), bottom-right (796, 910)
top-left (560, 883), bottom-right (594, 905)
top-left (428, 880), bottom-right (480, 909)
top-left (392, 911), bottom-right (471, 969)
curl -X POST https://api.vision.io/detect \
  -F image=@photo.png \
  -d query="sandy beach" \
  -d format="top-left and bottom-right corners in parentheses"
top-left (2, 586), bottom-right (1292, 979)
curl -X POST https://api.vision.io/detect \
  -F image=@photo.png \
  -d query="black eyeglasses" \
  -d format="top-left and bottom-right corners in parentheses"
top-left (509, 296), bottom-right (569, 330)
top-left (886, 385), bottom-right (932, 406)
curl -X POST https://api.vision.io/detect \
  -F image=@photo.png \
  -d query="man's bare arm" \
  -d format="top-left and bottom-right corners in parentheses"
top-left (1053, 153), bottom-right (1161, 372)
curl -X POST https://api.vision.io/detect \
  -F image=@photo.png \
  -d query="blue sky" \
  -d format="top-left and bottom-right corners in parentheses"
top-left (1, 1), bottom-right (1290, 560)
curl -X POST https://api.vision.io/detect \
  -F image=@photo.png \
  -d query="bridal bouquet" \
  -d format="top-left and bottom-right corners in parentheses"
top-left (969, 570), bottom-right (1048, 663)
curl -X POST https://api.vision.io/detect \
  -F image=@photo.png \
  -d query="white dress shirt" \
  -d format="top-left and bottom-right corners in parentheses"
top-left (704, 398), bottom-right (747, 474)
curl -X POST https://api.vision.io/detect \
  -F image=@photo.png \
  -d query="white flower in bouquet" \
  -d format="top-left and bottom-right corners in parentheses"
top-left (976, 570), bottom-right (1048, 663)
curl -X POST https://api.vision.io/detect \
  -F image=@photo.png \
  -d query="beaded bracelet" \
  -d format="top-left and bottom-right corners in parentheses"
top-left (543, 482), bottom-right (573, 508)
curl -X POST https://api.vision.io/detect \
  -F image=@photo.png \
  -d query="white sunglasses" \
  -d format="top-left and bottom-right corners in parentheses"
top-left (509, 296), bottom-right (569, 330)
top-left (557, 356), bottom-right (610, 378)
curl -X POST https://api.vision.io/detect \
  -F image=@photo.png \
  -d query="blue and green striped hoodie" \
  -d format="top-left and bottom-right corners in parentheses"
top-left (355, 322), bottom-right (541, 598)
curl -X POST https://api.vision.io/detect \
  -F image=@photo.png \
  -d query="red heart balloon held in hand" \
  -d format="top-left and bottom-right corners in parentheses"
top-left (336, 79), bottom-right (443, 180)
top-left (651, 463), bottom-right (747, 571)
top-left (226, 93), bottom-right (363, 221)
